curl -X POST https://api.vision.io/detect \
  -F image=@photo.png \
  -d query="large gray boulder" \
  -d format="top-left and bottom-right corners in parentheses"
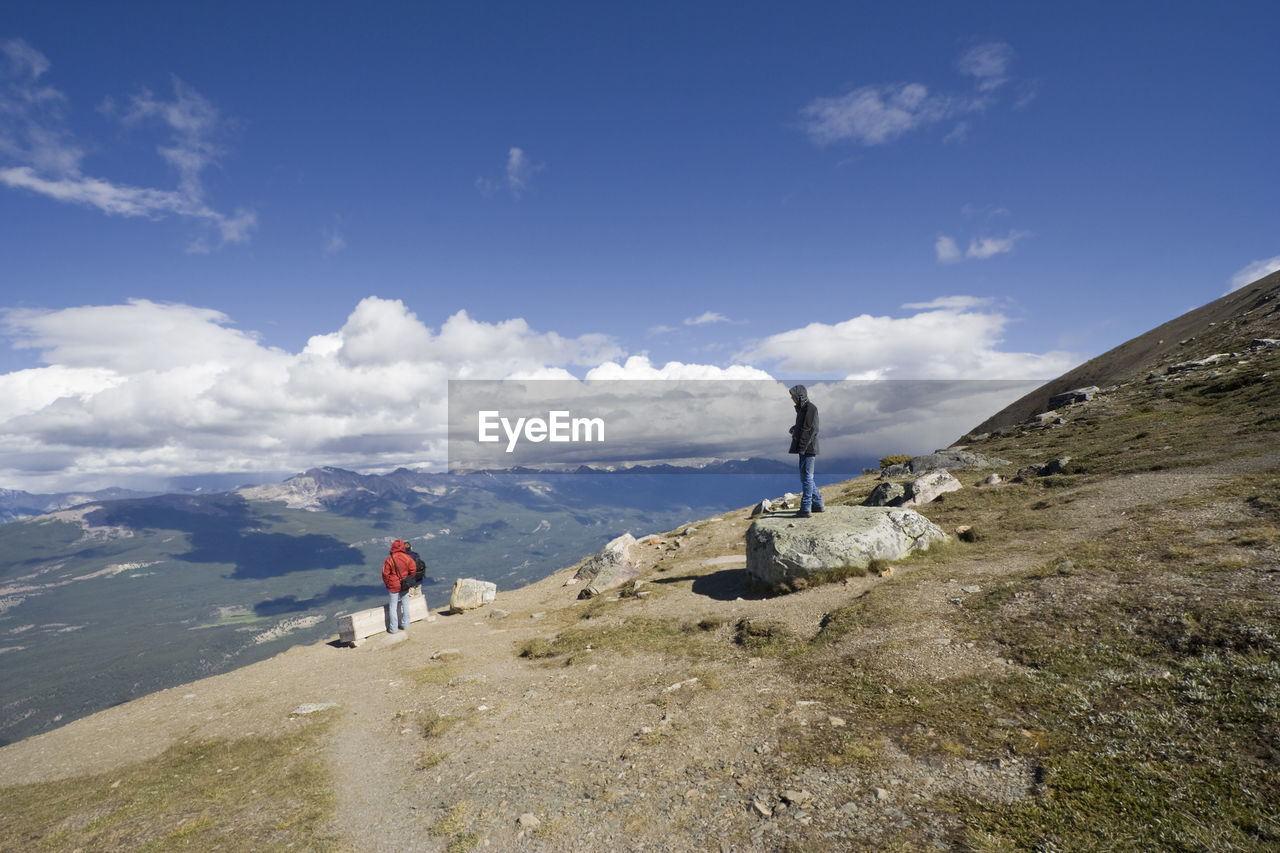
top-left (746, 505), bottom-right (946, 593)
top-left (572, 532), bottom-right (640, 599)
top-left (899, 469), bottom-right (962, 506)
top-left (450, 578), bottom-right (497, 612)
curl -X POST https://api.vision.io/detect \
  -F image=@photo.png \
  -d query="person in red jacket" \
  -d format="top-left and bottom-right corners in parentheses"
top-left (382, 539), bottom-right (415, 634)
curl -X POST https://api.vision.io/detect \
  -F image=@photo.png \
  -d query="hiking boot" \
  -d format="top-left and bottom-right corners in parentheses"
top-left (812, 505), bottom-right (825, 513)
top-left (796, 510), bottom-right (812, 518)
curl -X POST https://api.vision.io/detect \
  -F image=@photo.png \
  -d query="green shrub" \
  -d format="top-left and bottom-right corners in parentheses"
top-left (880, 453), bottom-right (912, 468)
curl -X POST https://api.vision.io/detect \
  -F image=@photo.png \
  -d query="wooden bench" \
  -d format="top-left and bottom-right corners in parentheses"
top-left (337, 588), bottom-right (436, 646)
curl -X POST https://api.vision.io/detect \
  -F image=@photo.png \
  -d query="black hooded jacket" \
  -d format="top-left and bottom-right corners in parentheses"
top-left (788, 385), bottom-right (819, 455)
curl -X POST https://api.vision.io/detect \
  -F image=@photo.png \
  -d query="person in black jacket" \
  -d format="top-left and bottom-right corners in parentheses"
top-left (788, 385), bottom-right (824, 517)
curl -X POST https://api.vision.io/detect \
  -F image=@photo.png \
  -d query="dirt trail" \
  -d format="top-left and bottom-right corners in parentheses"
top-left (3, 449), bottom-right (1278, 850)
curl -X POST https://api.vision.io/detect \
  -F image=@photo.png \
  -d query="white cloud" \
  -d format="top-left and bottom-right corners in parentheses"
top-left (585, 356), bottom-right (772, 380)
top-left (684, 312), bottom-right (731, 326)
top-left (801, 83), bottom-right (973, 146)
top-left (323, 229), bottom-right (347, 256)
top-left (935, 235), bottom-right (962, 263)
top-left (735, 298), bottom-right (1075, 380)
top-left (966, 230), bottom-right (1029, 259)
top-left (936, 230), bottom-right (1029, 263)
top-left (0, 41), bottom-right (253, 250)
top-left (476, 146), bottom-right (543, 198)
top-left (958, 42), bottom-right (1013, 92)
top-left (0, 298), bottom-right (625, 490)
top-left (1228, 256), bottom-right (1280, 293)
top-left (800, 42), bottom-right (1018, 147)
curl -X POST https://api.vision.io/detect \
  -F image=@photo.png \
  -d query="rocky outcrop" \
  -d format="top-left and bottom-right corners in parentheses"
top-left (880, 450), bottom-right (1007, 478)
top-left (1047, 386), bottom-right (1100, 408)
top-left (863, 471), bottom-right (961, 508)
top-left (450, 578), bottom-right (497, 612)
top-left (746, 505), bottom-right (946, 593)
top-left (570, 532), bottom-right (640, 599)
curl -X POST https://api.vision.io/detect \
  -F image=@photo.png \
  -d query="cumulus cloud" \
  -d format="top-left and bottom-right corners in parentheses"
top-left (1228, 256), bottom-right (1280, 293)
top-left (0, 298), bottom-right (623, 490)
top-left (0, 40), bottom-right (253, 250)
top-left (735, 298), bottom-right (1076, 380)
top-left (800, 41), bottom-right (1017, 147)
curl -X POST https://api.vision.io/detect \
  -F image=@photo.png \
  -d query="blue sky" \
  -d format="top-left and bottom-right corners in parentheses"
top-left (1, 2), bottom-right (1277, 491)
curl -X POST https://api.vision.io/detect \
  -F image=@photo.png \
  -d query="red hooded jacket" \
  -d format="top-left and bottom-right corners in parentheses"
top-left (382, 539), bottom-right (415, 593)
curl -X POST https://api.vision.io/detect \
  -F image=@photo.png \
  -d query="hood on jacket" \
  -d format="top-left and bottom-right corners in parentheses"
top-left (788, 385), bottom-right (808, 406)
top-left (390, 539), bottom-right (407, 553)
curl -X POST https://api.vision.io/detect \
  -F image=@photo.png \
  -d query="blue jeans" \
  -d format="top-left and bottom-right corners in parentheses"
top-left (387, 590), bottom-right (411, 633)
top-left (799, 454), bottom-right (822, 512)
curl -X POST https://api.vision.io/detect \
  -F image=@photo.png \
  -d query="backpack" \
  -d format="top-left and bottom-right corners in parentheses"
top-left (406, 549), bottom-right (426, 588)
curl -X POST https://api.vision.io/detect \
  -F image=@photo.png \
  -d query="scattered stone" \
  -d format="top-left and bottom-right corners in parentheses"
top-left (828, 716), bottom-right (846, 727)
top-left (749, 499), bottom-right (774, 517)
top-left (1250, 338), bottom-right (1278, 351)
top-left (746, 505), bottom-right (946, 593)
top-left (488, 609), bottom-right (509, 619)
top-left (291, 702), bottom-right (339, 715)
top-left (984, 473), bottom-right (1001, 485)
top-left (781, 789), bottom-right (812, 806)
top-left (961, 585), bottom-right (981, 594)
top-left (530, 611), bottom-right (546, 619)
top-left (517, 813), bottom-right (541, 829)
top-left (1029, 410), bottom-right (1060, 425)
top-left (956, 526), bottom-right (982, 543)
top-left (449, 578), bottom-right (497, 612)
top-left (574, 533), bottom-right (641, 599)
top-left (431, 648), bottom-right (463, 662)
top-left (874, 787), bottom-right (890, 802)
top-left (752, 799), bottom-right (773, 818)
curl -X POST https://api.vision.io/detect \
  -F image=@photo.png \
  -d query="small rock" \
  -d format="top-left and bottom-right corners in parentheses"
top-left (782, 789), bottom-right (812, 806)
top-left (517, 813), bottom-right (541, 829)
top-left (961, 585), bottom-right (981, 594)
top-left (874, 787), bottom-right (890, 802)
top-left (488, 609), bottom-right (510, 619)
top-left (984, 473), bottom-right (1001, 485)
top-left (291, 702), bottom-right (339, 716)
top-left (828, 716), bottom-right (846, 727)
top-left (530, 611), bottom-right (546, 620)
top-left (1041, 456), bottom-right (1072, 476)
top-left (431, 648), bottom-right (463, 662)
top-left (752, 799), bottom-right (773, 818)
